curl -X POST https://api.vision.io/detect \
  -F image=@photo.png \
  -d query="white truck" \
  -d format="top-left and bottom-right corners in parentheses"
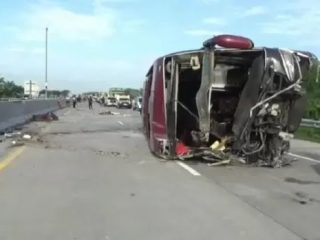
top-left (115, 95), bottom-right (131, 108)
top-left (106, 96), bottom-right (117, 107)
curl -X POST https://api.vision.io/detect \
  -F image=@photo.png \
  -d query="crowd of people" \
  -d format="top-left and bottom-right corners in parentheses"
top-left (72, 95), bottom-right (94, 109)
top-left (71, 95), bottom-right (106, 110)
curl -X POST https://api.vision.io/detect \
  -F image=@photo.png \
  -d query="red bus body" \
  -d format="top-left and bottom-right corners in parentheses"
top-left (141, 34), bottom-right (317, 166)
top-left (143, 58), bottom-right (167, 155)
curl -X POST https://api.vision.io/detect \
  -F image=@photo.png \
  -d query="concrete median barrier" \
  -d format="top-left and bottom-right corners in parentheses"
top-left (0, 99), bottom-right (66, 132)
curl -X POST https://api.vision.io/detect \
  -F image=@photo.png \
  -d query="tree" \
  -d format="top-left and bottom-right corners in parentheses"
top-left (38, 89), bottom-right (71, 98)
top-left (61, 90), bottom-right (70, 97)
top-left (0, 77), bottom-right (24, 98)
top-left (305, 61), bottom-right (320, 119)
top-left (124, 88), bottom-right (141, 99)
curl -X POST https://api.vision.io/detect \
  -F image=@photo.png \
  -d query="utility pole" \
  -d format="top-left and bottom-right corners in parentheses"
top-left (45, 27), bottom-right (48, 99)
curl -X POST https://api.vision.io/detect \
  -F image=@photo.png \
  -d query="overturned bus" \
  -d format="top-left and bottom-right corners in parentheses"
top-left (142, 34), bottom-right (318, 167)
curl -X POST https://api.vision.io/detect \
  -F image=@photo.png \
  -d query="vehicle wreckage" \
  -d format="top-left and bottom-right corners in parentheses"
top-left (142, 34), bottom-right (318, 167)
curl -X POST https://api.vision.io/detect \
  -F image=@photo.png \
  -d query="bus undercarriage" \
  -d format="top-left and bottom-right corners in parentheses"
top-left (164, 48), bottom-right (316, 167)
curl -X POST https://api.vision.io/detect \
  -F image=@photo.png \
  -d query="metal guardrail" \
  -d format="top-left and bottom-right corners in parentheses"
top-left (0, 99), bottom-right (67, 132)
top-left (0, 98), bottom-right (23, 102)
top-left (0, 97), bottom-right (62, 102)
top-left (300, 118), bottom-right (320, 129)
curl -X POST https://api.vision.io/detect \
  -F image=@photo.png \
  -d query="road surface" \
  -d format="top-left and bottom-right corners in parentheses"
top-left (0, 103), bottom-right (319, 240)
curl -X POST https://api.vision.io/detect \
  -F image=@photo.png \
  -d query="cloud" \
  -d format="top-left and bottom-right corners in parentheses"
top-left (185, 17), bottom-right (225, 37)
top-left (1, 0), bottom-right (148, 92)
top-left (185, 29), bottom-right (221, 37)
top-left (261, 14), bottom-right (301, 35)
top-left (93, 0), bottom-right (137, 12)
top-left (6, 47), bottom-right (45, 54)
top-left (11, 2), bottom-right (116, 43)
top-left (243, 6), bottom-right (266, 16)
top-left (0, 50), bottom-right (141, 91)
top-left (203, 17), bottom-right (226, 26)
top-left (200, 0), bottom-right (221, 4)
top-left (122, 19), bottom-right (145, 33)
top-left (258, 1), bottom-right (320, 49)
top-left (94, 0), bottom-right (136, 4)
top-left (261, 10), bottom-right (320, 37)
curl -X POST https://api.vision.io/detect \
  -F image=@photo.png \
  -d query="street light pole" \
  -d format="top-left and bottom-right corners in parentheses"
top-left (45, 27), bottom-right (48, 99)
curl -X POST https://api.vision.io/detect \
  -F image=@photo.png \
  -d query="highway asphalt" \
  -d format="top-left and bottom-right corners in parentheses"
top-left (0, 103), bottom-right (319, 240)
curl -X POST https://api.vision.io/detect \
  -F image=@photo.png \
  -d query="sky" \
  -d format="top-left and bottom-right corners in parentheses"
top-left (1, 0), bottom-right (320, 93)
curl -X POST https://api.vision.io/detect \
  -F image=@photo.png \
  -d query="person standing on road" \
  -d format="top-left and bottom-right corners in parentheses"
top-left (101, 96), bottom-right (105, 106)
top-left (88, 96), bottom-right (93, 110)
top-left (72, 96), bottom-right (77, 108)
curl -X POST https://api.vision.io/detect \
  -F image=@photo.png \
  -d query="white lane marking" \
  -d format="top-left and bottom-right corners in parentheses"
top-left (288, 153), bottom-right (320, 163)
top-left (138, 160), bottom-right (146, 165)
top-left (117, 121), bottom-right (124, 126)
top-left (176, 161), bottom-right (201, 176)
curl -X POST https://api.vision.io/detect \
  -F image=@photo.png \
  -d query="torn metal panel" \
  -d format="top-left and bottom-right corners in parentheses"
top-left (232, 54), bottom-right (265, 145)
top-left (166, 57), bottom-right (178, 157)
top-left (195, 50), bottom-right (214, 142)
top-left (232, 48), bottom-right (314, 166)
top-left (264, 48), bottom-right (302, 84)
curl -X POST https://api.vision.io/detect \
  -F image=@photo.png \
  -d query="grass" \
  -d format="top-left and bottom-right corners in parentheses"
top-left (295, 127), bottom-right (320, 143)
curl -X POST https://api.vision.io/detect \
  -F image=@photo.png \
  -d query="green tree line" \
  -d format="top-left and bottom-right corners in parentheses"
top-left (0, 77), bottom-right (24, 98)
top-left (305, 62), bottom-right (320, 120)
top-left (1, 66), bottom-right (319, 118)
top-left (124, 88), bottom-right (142, 99)
top-left (38, 89), bottom-right (70, 98)
top-left (1, 76), bottom-right (71, 98)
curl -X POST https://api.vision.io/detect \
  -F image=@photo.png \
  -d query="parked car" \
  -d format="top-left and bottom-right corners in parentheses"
top-left (141, 34), bottom-right (318, 167)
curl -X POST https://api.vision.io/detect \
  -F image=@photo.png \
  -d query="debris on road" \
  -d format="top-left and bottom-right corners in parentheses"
top-left (14, 126), bottom-right (23, 131)
top-left (94, 150), bottom-right (123, 157)
top-left (4, 132), bottom-right (21, 138)
top-left (176, 142), bottom-right (191, 156)
top-left (4, 133), bottom-right (13, 138)
top-left (208, 159), bottom-right (231, 166)
top-left (99, 111), bottom-right (112, 115)
top-left (1, 130), bottom-right (35, 146)
top-left (97, 150), bottom-right (105, 155)
top-left (32, 112), bottom-right (59, 122)
top-left (110, 151), bottom-right (121, 157)
top-left (285, 177), bottom-right (320, 185)
top-left (10, 140), bottom-right (25, 147)
top-left (22, 134), bottom-right (32, 140)
top-left (290, 191), bottom-right (320, 205)
top-left (99, 111), bottom-right (120, 115)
